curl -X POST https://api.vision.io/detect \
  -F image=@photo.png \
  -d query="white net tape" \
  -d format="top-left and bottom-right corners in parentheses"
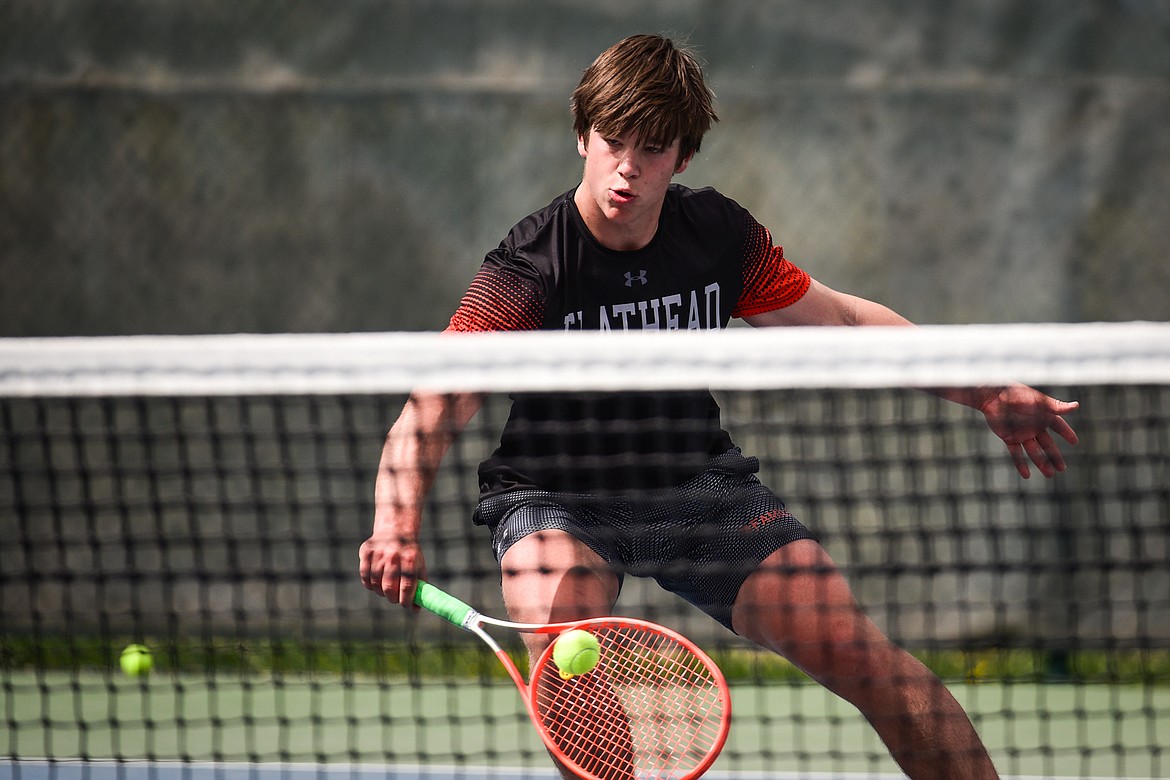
top-left (1, 321), bottom-right (1167, 397)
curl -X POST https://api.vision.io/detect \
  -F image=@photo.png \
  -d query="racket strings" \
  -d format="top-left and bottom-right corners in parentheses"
top-left (539, 671), bottom-right (636, 780)
top-left (534, 624), bottom-right (727, 780)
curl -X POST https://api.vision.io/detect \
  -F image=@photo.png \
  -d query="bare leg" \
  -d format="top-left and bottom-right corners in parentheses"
top-left (732, 539), bottom-right (999, 780)
top-left (500, 530), bottom-right (630, 779)
top-left (499, 528), bottom-right (619, 655)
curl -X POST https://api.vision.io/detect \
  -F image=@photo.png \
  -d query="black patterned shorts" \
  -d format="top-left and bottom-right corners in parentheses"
top-left (472, 449), bottom-right (816, 632)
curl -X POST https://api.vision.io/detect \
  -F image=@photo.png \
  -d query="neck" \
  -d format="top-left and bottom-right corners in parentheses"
top-left (573, 185), bottom-right (660, 251)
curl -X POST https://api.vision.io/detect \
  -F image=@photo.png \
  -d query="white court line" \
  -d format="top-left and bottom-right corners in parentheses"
top-left (2, 761), bottom-right (1162, 780)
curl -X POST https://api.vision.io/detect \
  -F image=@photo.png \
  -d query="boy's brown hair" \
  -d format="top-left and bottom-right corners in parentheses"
top-left (571, 34), bottom-right (718, 163)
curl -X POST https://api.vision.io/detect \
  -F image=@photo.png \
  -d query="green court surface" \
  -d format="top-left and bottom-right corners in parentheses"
top-left (3, 671), bottom-right (1167, 779)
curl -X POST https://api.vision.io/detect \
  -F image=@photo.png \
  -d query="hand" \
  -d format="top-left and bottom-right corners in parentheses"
top-left (979, 385), bottom-right (1079, 479)
top-left (359, 527), bottom-right (426, 609)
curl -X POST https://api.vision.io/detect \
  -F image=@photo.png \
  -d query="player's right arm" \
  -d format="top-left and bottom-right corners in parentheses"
top-left (363, 241), bottom-right (545, 607)
top-left (359, 390), bottom-right (484, 608)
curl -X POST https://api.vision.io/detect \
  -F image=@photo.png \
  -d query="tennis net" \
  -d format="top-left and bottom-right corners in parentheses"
top-left (2, 323), bottom-right (1168, 780)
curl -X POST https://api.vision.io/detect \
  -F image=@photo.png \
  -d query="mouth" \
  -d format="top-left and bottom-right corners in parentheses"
top-left (610, 188), bottom-right (636, 204)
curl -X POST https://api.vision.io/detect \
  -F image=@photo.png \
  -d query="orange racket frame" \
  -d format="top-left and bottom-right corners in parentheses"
top-left (414, 580), bottom-right (731, 780)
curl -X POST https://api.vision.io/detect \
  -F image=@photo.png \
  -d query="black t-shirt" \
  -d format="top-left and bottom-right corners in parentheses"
top-left (448, 184), bottom-right (811, 495)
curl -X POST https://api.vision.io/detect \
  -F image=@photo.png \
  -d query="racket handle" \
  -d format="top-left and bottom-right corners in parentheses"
top-left (414, 581), bottom-right (477, 627)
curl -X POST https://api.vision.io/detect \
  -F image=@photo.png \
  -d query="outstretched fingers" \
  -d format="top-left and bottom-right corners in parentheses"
top-left (1007, 442), bottom-right (1031, 479)
top-left (1050, 403), bottom-right (1080, 446)
top-left (1011, 399), bottom-right (1081, 479)
top-left (986, 391), bottom-right (1081, 479)
top-left (1017, 431), bottom-right (1061, 479)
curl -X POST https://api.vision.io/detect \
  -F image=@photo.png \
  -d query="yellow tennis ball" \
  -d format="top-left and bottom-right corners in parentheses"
top-left (552, 629), bottom-right (600, 679)
top-left (120, 644), bottom-right (153, 677)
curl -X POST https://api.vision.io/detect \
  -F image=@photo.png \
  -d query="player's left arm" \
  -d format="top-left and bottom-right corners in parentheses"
top-left (743, 277), bottom-right (911, 328)
top-left (743, 278), bottom-right (1079, 479)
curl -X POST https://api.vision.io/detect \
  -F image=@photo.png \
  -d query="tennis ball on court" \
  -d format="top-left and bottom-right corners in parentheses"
top-left (553, 629), bottom-right (600, 679)
top-left (120, 644), bottom-right (153, 677)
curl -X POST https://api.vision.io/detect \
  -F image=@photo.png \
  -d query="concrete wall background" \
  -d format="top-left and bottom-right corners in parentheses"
top-left (3, 0), bottom-right (1169, 336)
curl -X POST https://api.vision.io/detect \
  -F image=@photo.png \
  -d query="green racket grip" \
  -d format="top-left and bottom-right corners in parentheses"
top-left (414, 581), bottom-right (477, 627)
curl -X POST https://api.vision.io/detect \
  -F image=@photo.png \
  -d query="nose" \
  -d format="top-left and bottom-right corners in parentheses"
top-left (616, 150), bottom-right (639, 178)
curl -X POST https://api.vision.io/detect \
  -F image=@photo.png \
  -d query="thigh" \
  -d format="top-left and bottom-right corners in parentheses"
top-left (500, 529), bottom-right (620, 660)
top-left (732, 540), bottom-right (895, 688)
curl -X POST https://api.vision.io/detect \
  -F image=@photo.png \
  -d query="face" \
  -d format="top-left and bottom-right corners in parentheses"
top-left (574, 128), bottom-right (691, 251)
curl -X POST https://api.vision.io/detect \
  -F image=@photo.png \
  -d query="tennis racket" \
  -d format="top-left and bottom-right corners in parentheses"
top-left (413, 580), bottom-right (731, 780)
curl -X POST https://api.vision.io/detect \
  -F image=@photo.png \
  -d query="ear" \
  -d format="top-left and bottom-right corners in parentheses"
top-left (674, 153), bottom-right (693, 175)
top-left (577, 134), bottom-right (589, 159)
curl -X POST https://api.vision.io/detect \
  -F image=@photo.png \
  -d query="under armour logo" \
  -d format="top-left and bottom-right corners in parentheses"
top-left (624, 270), bottom-right (648, 287)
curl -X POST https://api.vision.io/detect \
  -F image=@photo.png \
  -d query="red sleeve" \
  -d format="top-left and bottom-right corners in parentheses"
top-left (732, 219), bottom-right (811, 318)
top-left (447, 263), bottom-right (546, 332)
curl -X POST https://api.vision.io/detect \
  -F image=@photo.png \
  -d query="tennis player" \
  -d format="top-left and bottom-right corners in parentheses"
top-left (360, 34), bottom-right (1079, 779)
